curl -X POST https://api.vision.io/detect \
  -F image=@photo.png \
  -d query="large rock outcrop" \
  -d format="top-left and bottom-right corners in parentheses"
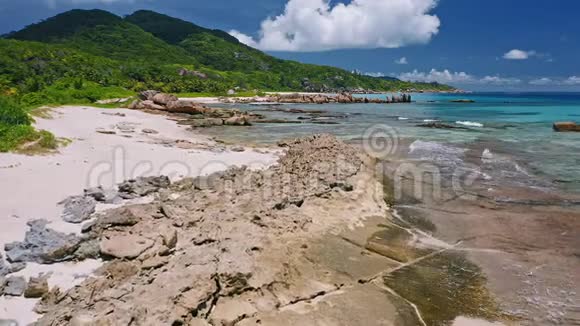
top-left (34, 135), bottom-right (388, 325)
top-left (130, 92), bottom-right (229, 118)
top-left (165, 100), bottom-right (207, 114)
top-left (152, 93), bottom-right (178, 106)
top-left (138, 90), bottom-right (160, 101)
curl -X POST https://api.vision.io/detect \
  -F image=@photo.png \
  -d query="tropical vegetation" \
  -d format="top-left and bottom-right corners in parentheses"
top-left (0, 9), bottom-right (454, 151)
top-left (1, 9), bottom-right (454, 107)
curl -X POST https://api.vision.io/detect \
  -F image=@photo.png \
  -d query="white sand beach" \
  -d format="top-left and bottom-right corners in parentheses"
top-left (0, 106), bottom-right (278, 325)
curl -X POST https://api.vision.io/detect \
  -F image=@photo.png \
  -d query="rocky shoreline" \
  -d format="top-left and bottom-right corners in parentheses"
top-left (2, 100), bottom-right (577, 325)
top-left (1, 126), bottom-right (541, 326)
top-left (123, 91), bottom-right (414, 129)
top-left (130, 90), bottom-right (412, 110)
top-left (0, 105), bottom-right (279, 324)
top-left (1, 134), bottom-right (395, 325)
top-left (221, 92), bottom-right (413, 104)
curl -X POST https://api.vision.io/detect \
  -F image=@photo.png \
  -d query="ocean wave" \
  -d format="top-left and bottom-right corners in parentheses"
top-left (482, 148), bottom-right (493, 161)
top-left (409, 140), bottom-right (466, 169)
top-left (423, 119), bottom-right (439, 122)
top-left (398, 117), bottom-right (409, 120)
top-left (456, 121), bottom-right (484, 127)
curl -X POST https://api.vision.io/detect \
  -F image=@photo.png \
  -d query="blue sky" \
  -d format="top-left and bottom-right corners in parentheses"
top-left (1, 0), bottom-right (579, 91)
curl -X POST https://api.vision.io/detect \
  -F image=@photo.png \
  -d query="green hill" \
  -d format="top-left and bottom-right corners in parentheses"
top-left (125, 10), bottom-right (239, 45)
top-left (125, 10), bottom-right (455, 92)
top-left (5, 9), bottom-right (192, 63)
top-left (5, 9), bottom-right (121, 42)
top-left (125, 10), bottom-right (280, 72)
top-left (1, 9), bottom-right (454, 106)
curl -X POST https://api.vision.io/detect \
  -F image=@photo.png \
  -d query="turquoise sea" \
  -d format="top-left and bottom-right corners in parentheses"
top-left (206, 92), bottom-right (580, 194)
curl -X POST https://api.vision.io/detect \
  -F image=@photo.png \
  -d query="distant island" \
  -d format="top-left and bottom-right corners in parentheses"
top-left (0, 9), bottom-right (455, 107)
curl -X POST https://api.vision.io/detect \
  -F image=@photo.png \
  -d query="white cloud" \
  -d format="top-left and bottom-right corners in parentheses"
top-left (395, 57), bottom-right (409, 65)
top-left (503, 49), bottom-right (536, 60)
top-left (229, 0), bottom-right (441, 52)
top-left (480, 76), bottom-right (522, 85)
top-left (397, 69), bottom-right (523, 85)
top-left (526, 76), bottom-right (580, 86)
top-left (397, 70), bottom-right (580, 87)
top-left (364, 72), bottom-right (386, 77)
top-left (563, 76), bottom-right (580, 85)
top-left (397, 69), bottom-right (475, 84)
top-left (529, 77), bottom-right (554, 86)
top-left (229, 31), bottom-right (258, 48)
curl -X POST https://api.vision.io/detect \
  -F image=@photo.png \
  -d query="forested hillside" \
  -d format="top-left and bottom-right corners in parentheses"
top-left (1, 9), bottom-right (454, 107)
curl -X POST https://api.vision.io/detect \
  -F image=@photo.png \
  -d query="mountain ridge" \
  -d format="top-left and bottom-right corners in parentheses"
top-left (0, 9), bottom-right (455, 106)
top-left (125, 10), bottom-right (240, 45)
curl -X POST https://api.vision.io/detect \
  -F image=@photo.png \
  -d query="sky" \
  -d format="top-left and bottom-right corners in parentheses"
top-left (1, 0), bottom-right (579, 91)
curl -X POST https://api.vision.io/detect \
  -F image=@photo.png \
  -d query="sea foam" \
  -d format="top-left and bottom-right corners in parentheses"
top-left (456, 121), bottom-right (484, 127)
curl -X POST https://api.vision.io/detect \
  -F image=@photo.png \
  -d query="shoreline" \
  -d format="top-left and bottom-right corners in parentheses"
top-left (0, 103), bottom-right (506, 324)
top-left (0, 106), bottom-right (279, 325)
top-left (179, 90), bottom-right (466, 105)
top-left (377, 138), bottom-right (580, 326)
top-left (1, 103), bottom-right (578, 325)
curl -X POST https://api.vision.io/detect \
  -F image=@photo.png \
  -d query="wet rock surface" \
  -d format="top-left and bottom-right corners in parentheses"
top-left (33, 134), bottom-right (393, 325)
top-left (553, 121), bottom-right (580, 132)
top-left (378, 151), bottom-right (580, 326)
top-left (417, 122), bottom-right (469, 130)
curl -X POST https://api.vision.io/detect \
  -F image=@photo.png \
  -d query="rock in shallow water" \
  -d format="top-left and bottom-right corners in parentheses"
top-left (417, 122), bottom-right (469, 130)
top-left (553, 121), bottom-right (580, 132)
top-left (224, 115), bottom-right (251, 126)
top-left (4, 220), bottom-right (82, 264)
